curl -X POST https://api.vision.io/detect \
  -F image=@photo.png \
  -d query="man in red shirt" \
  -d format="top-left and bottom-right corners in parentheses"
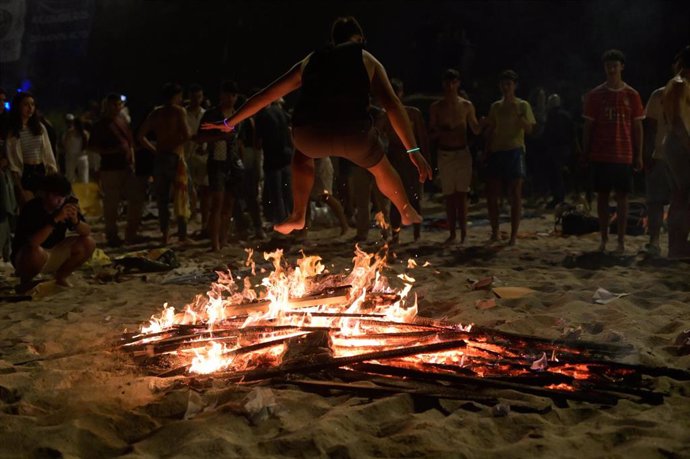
top-left (582, 49), bottom-right (644, 254)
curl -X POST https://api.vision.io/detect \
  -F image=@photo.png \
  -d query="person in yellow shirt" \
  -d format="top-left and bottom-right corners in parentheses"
top-left (483, 70), bottom-right (536, 245)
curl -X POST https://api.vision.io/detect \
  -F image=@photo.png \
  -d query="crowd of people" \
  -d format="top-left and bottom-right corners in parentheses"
top-left (0, 16), bottom-right (689, 292)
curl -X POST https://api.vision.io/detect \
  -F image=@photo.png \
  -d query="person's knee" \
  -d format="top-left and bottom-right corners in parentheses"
top-left (72, 236), bottom-right (96, 258)
top-left (14, 245), bottom-right (48, 274)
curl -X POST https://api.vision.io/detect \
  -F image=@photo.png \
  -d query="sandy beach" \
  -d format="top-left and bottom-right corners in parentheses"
top-left (1, 199), bottom-right (689, 459)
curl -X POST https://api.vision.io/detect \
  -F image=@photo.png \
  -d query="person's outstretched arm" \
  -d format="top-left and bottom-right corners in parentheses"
top-left (203, 59), bottom-right (306, 131)
top-left (368, 52), bottom-right (432, 182)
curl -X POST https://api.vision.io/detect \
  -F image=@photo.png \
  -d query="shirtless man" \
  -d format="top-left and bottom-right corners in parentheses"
top-left (138, 83), bottom-right (191, 244)
top-left (662, 46), bottom-right (690, 258)
top-left (202, 17), bottom-right (432, 235)
top-left (429, 69), bottom-right (481, 244)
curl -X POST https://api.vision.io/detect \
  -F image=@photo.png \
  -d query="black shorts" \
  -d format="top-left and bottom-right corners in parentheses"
top-left (590, 162), bottom-right (633, 194)
top-left (207, 159), bottom-right (243, 194)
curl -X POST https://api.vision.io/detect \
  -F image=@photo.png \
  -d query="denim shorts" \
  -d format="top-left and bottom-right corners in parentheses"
top-left (486, 148), bottom-right (526, 180)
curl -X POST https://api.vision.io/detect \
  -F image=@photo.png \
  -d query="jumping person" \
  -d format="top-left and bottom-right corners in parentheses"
top-left (202, 17), bottom-right (432, 234)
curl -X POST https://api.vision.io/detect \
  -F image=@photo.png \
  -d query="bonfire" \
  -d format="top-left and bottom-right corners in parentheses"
top-left (120, 247), bottom-right (689, 407)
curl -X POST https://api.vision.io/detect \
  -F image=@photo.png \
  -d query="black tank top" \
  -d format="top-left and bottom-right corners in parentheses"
top-left (292, 42), bottom-right (370, 127)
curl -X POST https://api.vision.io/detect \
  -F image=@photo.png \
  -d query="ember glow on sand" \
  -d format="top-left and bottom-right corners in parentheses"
top-left (121, 247), bottom-right (688, 405)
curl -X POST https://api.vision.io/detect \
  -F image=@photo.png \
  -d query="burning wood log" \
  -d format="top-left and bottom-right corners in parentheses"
top-left (122, 248), bottom-right (688, 408)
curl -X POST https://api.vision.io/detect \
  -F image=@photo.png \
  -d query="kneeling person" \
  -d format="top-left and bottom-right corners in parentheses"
top-left (12, 174), bottom-right (96, 292)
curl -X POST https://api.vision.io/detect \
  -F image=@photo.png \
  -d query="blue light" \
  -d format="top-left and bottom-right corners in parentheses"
top-left (19, 79), bottom-right (32, 92)
top-left (3, 102), bottom-right (8, 111)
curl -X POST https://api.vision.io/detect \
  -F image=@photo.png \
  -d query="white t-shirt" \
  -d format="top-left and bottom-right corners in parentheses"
top-left (644, 87), bottom-right (668, 159)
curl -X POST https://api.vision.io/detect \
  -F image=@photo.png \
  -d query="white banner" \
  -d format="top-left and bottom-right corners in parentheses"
top-left (0, 0), bottom-right (26, 63)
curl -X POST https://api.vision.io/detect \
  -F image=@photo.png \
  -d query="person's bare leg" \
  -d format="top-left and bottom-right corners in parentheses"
top-left (444, 193), bottom-right (458, 244)
top-left (219, 192), bottom-right (235, 248)
top-left (275, 151), bottom-right (315, 234)
top-left (199, 186), bottom-right (210, 232)
top-left (647, 202), bottom-right (664, 251)
top-left (614, 191), bottom-right (628, 254)
top-left (486, 179), bottom-right (501, 242)
top-left (14, 245), bottom-right (48, 291)
top-left (54, 236), bottom-right (96, 287)
top-left (209, 191), bottom-right (224, 251)
top-left (508, 179), bottom-right (523, 246)
top-left (324, 194), bottom-right (349, 235)
top-left (458, 191), bottom-right (469, 244)
top-left (668, 189), bottom-right (690, 258)
top-left (596, 191), bottom-right (610, 252)
top-left (368, 156), bottom-right (421, 226)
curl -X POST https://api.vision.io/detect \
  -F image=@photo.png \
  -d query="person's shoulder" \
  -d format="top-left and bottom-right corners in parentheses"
top-left (667, 75), bottom-right (688, 91)
top-left (362, 49), bottom-right (382, 67)
top-left (651, 86), bottom-right (665, 98)
top-left (459, 97), bottom-right (474, 107)
top-left (622, 83), bottom-right (641, 97)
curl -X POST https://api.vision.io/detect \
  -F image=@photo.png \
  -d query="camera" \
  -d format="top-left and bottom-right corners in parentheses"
top-left (64, 195), bottom-right (79, 205)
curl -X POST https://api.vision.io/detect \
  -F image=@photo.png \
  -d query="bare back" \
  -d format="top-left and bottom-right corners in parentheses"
top-left (146, 105), bottom-right (190, 155)
top-left (663, 75), bottom-right (690, 137)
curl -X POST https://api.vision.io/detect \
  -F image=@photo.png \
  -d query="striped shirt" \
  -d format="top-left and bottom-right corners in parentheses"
top-left (19, 126), bottom-right (43, 164)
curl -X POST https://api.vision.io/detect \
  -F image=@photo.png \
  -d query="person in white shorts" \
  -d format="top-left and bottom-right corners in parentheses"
top-left (430, 69), bottom-right (482, 244)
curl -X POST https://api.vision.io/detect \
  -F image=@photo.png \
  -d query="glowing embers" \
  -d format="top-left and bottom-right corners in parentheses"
top-left (123, 247), bottom-right (427, 376)
top-left (120, 248), bottom-right (683, 406)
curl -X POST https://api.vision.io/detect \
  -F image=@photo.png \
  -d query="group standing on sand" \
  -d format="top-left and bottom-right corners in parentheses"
top-left (4, 17), bottom-right (690, 293)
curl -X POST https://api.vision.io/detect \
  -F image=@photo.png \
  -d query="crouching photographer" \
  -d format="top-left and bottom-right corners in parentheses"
top-left (11, 174), bottom-right (95, 292)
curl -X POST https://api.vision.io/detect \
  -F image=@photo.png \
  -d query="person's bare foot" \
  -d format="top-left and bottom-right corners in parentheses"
top-left (443, 234), bottom-right (456, 246)
top-left (597, 239), bottom-right (607, 253)
top-left (400, 204), bottom-right (422, 226)
top-left (274, 213), bottom-right (306, 234)
top-left (55, 277), bottom-right (73, 288)
top-left (613, 241), bottom-right (625, 255)
top-left (508, 237), bottom-right (517, 247)
top-left (488, 232), bottom-right (500, 243)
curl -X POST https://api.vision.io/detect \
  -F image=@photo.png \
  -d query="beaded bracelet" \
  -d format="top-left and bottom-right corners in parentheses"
top-left (406, 147), bottom-right (421, 154)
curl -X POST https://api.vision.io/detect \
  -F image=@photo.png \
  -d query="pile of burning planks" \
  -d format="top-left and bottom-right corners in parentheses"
top-left (120, 278), bottom-right (690, 408)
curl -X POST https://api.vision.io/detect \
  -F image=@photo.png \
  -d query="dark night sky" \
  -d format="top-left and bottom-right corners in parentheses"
top-left (2, 0), bottom-right (689, 124)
